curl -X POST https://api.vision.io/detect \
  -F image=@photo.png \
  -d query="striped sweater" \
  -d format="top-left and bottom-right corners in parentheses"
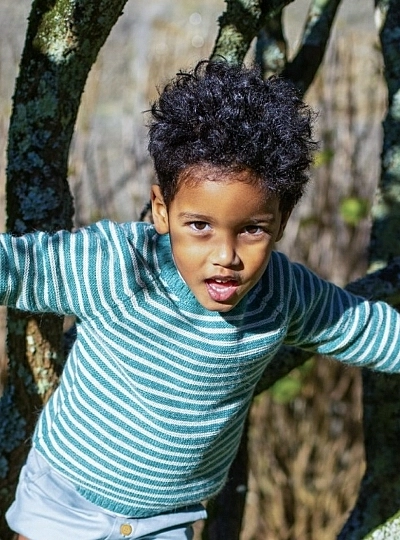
top-left (1, 220), bottom-right (400, 517)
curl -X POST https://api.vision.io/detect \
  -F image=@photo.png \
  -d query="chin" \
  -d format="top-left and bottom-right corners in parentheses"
top-left (201, 300), bottom-right (237, 313)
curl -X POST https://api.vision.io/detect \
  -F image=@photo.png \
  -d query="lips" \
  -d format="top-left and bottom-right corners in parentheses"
top-left (205, 278), bottom-right (239, 302)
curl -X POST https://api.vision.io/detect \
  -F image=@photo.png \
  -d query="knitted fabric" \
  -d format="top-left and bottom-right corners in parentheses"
top-left (0, 220), bottom-right (399, 517)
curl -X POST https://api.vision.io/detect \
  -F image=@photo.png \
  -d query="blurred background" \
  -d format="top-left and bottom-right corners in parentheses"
top-left (0, 1), bottom-right (386, 538)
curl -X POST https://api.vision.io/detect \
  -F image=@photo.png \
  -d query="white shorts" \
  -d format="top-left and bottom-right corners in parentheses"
top-left (6, 447), bottom-right (207, 540)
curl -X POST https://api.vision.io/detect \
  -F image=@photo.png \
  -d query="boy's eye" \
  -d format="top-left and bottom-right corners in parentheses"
top-left (243, 225), bottom-right (264, 235)
top-left (189, 221), bottom-right (210, 231)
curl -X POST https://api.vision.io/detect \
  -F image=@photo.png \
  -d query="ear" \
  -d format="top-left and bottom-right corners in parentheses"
top-left (151, 185), bottom-right (170, 234)
top-left (276, 210), bottom-right (292, 242)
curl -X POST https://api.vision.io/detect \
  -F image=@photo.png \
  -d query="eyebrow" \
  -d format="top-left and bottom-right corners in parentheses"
top-left (178, 212), bottom-right (277, 223)
top-left (178, 212), bottom-right (213, 221)
top-left (246, 216), bottom-right (277, 224)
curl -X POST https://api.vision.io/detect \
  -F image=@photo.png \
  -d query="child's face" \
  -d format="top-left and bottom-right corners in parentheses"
top-left (151, 166), bottom-right (290, 312)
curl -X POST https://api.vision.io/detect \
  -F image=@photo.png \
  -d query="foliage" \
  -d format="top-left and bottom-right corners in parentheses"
top-left (269, 359), bottom-right (315, 404)
top-left (339, 197), bottom-right (370, 227)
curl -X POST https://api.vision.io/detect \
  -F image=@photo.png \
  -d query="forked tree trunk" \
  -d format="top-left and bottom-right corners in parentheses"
top-left (0, 1), bottom-right (128, 536)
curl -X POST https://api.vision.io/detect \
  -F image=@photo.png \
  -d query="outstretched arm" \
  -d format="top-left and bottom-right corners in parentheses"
top-left (0, 220), bottom-right (132, 319)
top-left (284, 260), bottom-right (400, 373)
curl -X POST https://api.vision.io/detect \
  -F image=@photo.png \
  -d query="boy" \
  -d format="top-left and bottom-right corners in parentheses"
top-left (5, 60), bottom-right (400, 539)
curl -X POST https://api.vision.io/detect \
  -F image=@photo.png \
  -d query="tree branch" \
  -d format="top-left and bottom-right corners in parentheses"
top-left (255, 11), bottom-right (287, 78)
top-left (282, 0), bottom-right (342, 95)
top-left (211, 0), bottom-right (295, 64)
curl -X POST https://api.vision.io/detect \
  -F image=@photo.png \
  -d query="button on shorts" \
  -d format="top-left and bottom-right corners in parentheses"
top-left (6, 447), bottom-right (207, 540)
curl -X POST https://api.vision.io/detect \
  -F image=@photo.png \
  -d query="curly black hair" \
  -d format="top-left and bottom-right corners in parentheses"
top-left (148, 60), bottom-right (317, 214)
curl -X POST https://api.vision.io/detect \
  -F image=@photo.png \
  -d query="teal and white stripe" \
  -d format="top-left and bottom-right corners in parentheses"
top-left (0, 220), bottom-right (399, 517)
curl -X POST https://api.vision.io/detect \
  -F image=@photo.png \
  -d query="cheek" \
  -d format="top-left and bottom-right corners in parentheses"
top-left (171, 238), bottom-right (204, 273)
top-left (172, 232), bottom-right (206, 258)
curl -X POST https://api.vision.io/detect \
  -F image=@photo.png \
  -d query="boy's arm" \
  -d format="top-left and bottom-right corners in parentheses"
top-left (0, 220), bottom-right (126, 318)
top-left (284, 261), bottom-right (400, 373)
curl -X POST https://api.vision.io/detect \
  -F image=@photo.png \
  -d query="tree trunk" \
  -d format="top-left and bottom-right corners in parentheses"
top-left (339, 1), bottom-right (400, 538)
top-left (0, 1), bottom-right (128, 536)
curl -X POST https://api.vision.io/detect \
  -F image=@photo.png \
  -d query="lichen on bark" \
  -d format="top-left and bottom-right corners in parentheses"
top-left (364, 511), bottom-right (400, 539)
top-left (0, 1), bottom-right (129, 537)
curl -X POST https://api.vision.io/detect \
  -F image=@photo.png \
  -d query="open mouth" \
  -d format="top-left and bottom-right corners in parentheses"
top-left (205, 278), bottom-right (239, 302)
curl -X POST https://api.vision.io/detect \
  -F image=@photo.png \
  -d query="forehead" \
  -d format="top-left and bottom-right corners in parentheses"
top-left (172, 164), bottom-right (281, 218)
top-left (177, 163), bottom-right (261, 189)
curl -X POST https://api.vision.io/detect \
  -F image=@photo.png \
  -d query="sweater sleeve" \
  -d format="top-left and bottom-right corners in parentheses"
top-left (0, 220), bottom-right (135, 318)
top-left (284, 260), bottom-right (400, 372)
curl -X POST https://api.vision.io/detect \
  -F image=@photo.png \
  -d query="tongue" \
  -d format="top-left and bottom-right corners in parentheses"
top-left (206, 280), bottom-right (238, 302)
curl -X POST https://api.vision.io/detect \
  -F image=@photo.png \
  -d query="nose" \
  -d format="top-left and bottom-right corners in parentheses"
top-left (212, 233), bottom-right (240, 267)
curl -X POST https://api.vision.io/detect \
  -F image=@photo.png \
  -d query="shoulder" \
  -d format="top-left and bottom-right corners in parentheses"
top-left (260, 250), bottom-right (342, 313)
top-left (80, 220), bottom-right (159, 251)
top-left (95, 220), bottom-right (173, 278)
top-left (267, 250), bottom-right (333, 291)
top-left (86, 219), bottom-right (156, 240)
top-left (65, 221), bottom-right (166, 275)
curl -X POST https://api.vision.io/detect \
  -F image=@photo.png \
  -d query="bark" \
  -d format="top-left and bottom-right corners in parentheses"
top-left (363, 511), bottom-right (400, 539)
top-left (368, 0), bottom-right (400, 269)
top-left (203, 419), bottom-right (250, 540)
top-left (255, 11), bottom-right (287, 78)
top-left (338, 370), bottom-right (400, 539)
top-left (210, 0), bottom-right (295, 65)
top-left (338, 1), bottom-right (400, 538)
top-left (282, 0), bottom-right (342, 94)
top-left (256, 0), bottom-right (341, 93)
top-left (0, 1), bottom-right (128, 537)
